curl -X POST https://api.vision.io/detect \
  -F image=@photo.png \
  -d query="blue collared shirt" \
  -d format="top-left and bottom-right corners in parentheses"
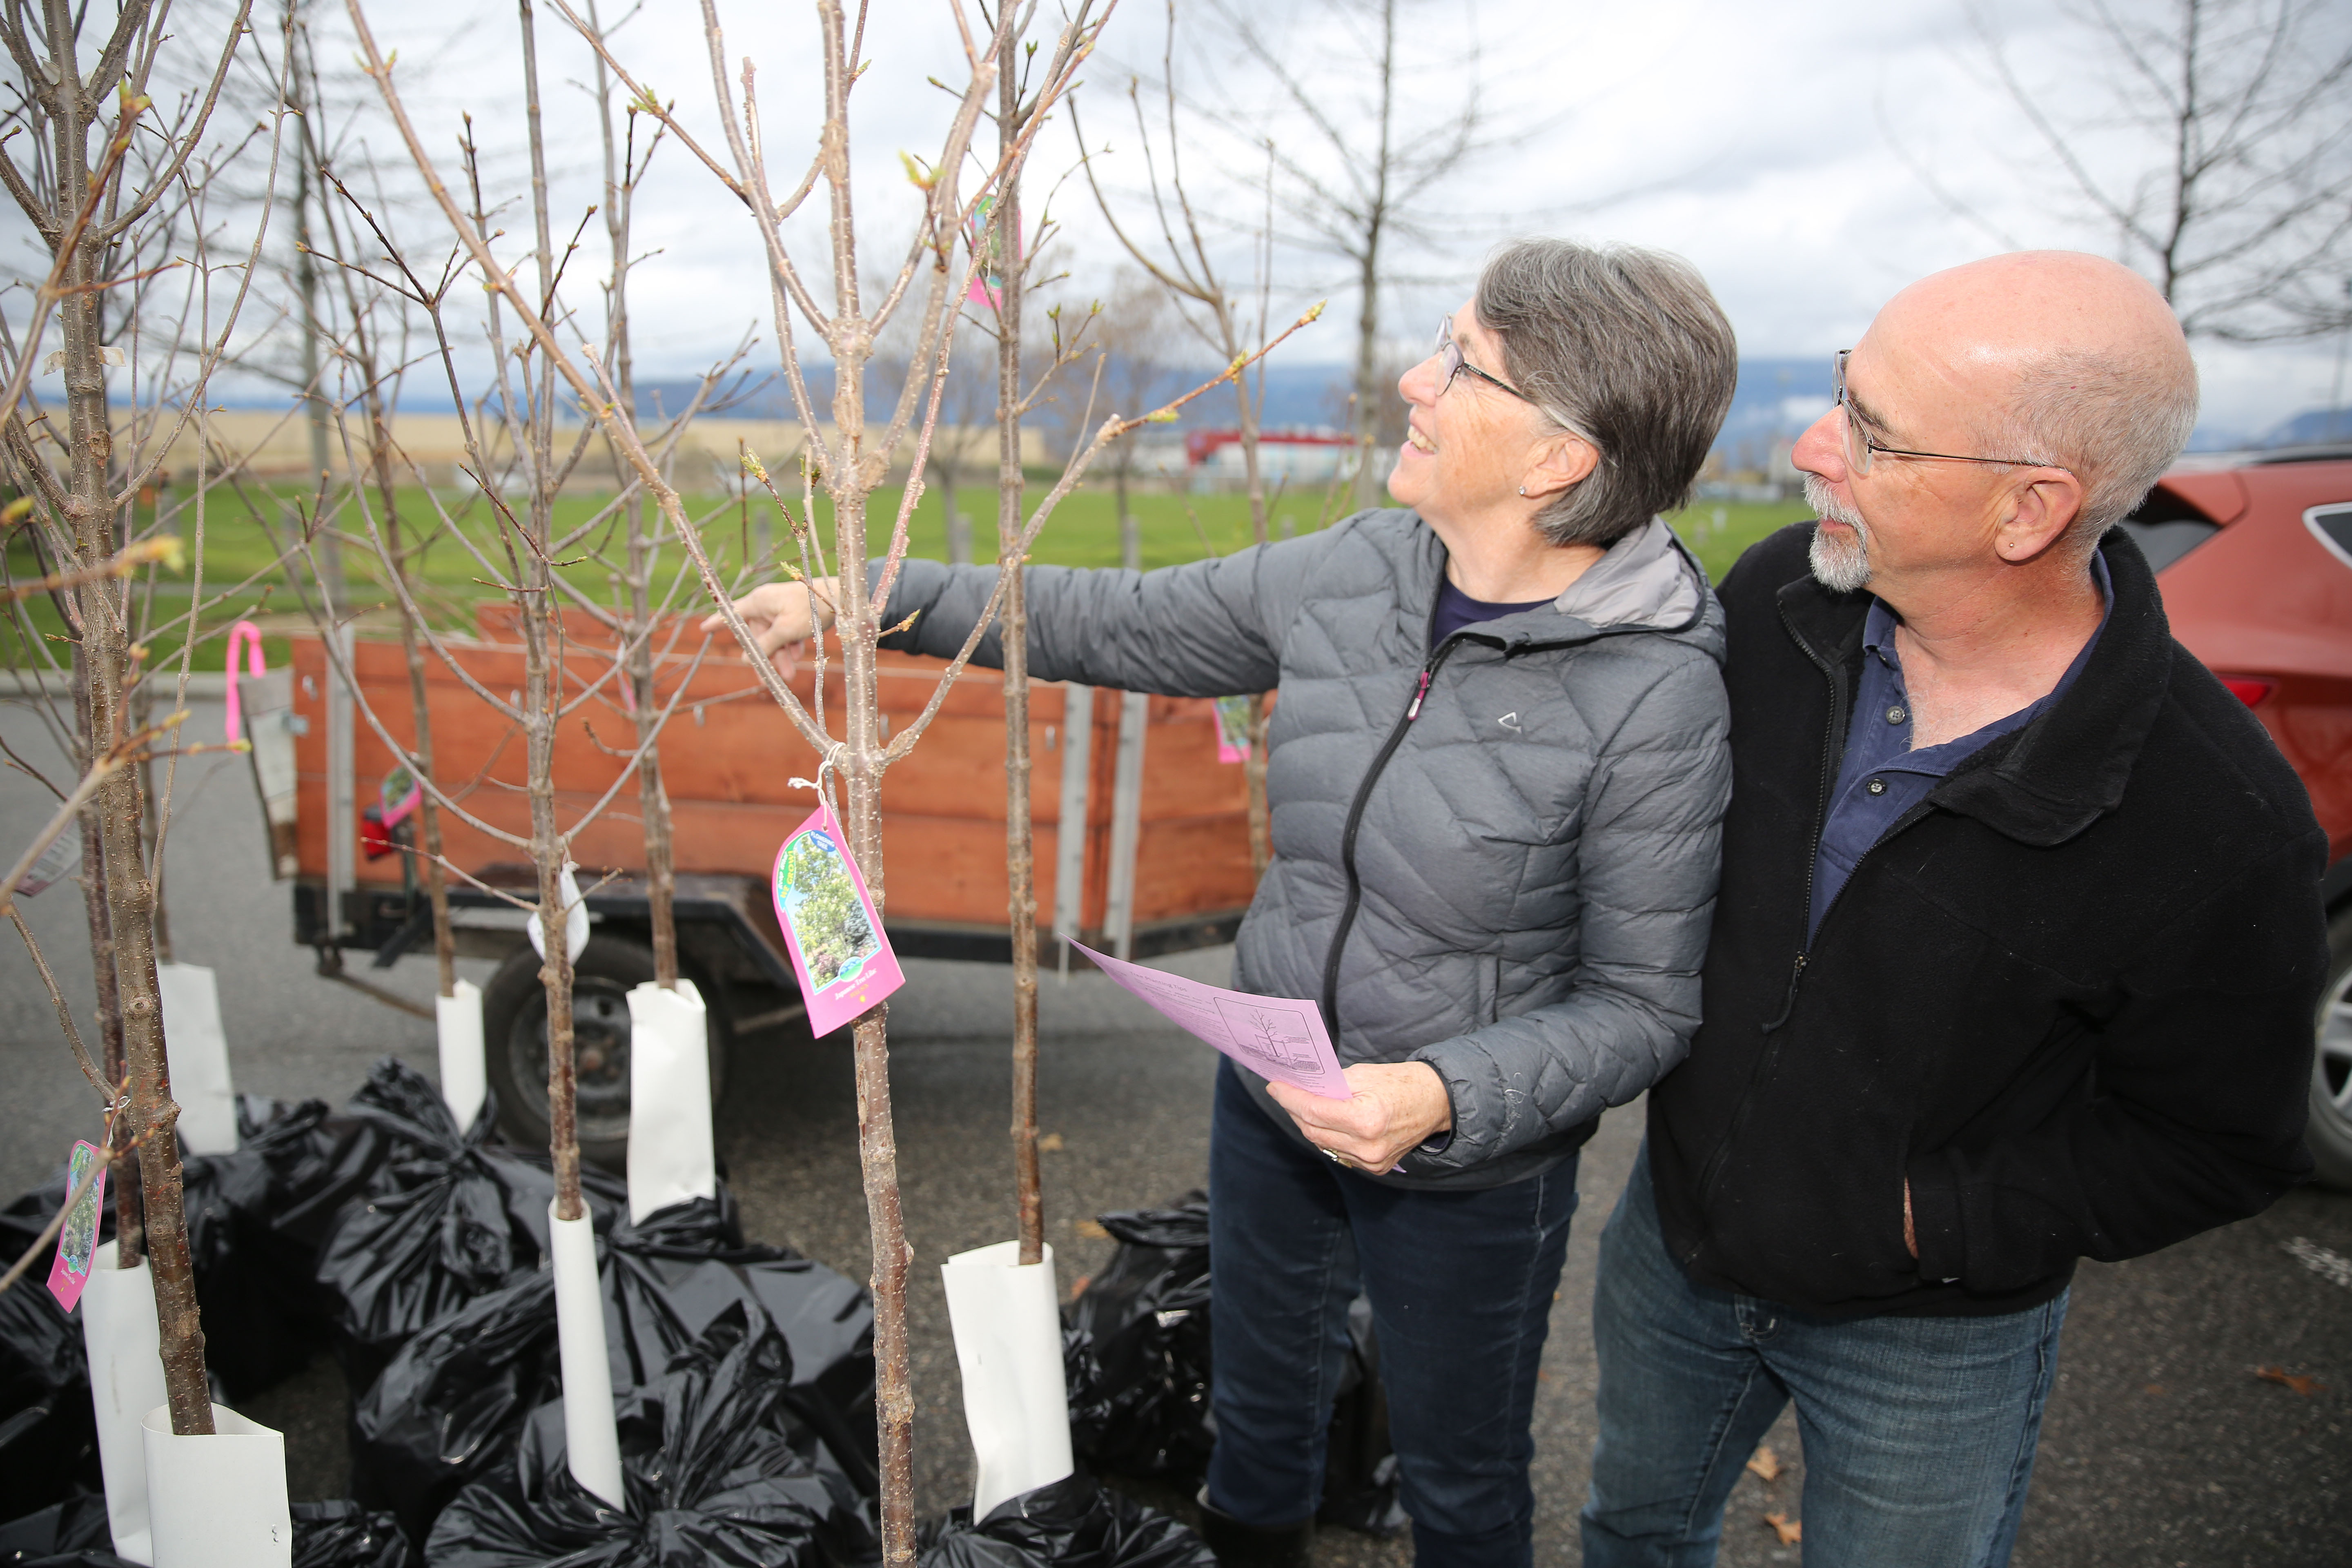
top-left (1807, 554), bottom-right (2112, 942)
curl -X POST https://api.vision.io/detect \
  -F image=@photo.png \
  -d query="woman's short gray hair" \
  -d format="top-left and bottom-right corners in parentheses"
top-left (1476, 239), bottom-right (1739, 548)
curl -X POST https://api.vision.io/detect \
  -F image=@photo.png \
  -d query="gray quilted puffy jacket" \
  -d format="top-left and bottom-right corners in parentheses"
top-left (876, 508), bottom-right (1731, 1190)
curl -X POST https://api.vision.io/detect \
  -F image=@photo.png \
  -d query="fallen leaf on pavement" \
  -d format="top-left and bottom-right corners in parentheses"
top-left (2144, 1384), bottom-right (2166, 1395)
top-left (1036, 1132), bottom-right (1065, 1152)
top-left (1067, 1274), bottom-right (1090, 1302)
top-left (1746, 1445), bottom-right (1784, 1482)
top-left (2255, 1365), bottom-right (2323, 1396)
top-left (1762, 1511), bottom-right (1802, 1545)
top-left (1073, 1218), bottom-right (1109, 1240)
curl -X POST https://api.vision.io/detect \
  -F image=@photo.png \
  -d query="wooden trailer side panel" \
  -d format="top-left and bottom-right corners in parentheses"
top-left (288, 626), bottom-right (1257, 942)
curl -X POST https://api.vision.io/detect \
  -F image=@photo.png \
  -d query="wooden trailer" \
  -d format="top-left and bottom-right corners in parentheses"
top-left (264, 610), bottom-right (1259, 1154)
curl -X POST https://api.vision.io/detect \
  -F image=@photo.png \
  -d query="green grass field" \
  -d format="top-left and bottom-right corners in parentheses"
top-left (4, 481), bottom-right (1810, 674)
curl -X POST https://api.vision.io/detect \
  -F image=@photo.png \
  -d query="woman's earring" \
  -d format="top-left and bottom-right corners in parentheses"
top-left (1517, 485), bottom-right (1526, 497)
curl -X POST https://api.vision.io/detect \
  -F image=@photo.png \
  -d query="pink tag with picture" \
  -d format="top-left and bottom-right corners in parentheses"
top-left (47, 1140), bottom-right (106, 1313)
top-left (771, 799), bottom-right (906, 1037)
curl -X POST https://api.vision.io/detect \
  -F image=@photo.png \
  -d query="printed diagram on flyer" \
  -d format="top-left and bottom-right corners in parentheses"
top-left (1215, 997), bottom-right (1321, 1077)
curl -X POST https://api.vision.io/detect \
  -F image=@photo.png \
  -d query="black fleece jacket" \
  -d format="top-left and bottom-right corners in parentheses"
top-left (1646, 523), bottom-right (2325, 1319)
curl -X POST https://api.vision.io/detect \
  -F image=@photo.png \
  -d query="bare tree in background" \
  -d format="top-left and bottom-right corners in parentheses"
top-left (1091, 275), bottom-right (1172, 570)
top-left (1203, 0), bottom-right (1494, 508)
top-left (1078, 4), bottom-right (1290, 873)
top-left (1966, 0), bottom-right (2352, 341)
top-left (875, 313), bottom-right (995, 564)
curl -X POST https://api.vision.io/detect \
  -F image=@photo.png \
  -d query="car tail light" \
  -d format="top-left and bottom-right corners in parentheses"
top-left (2219, 676), bottom-right (2274, 708)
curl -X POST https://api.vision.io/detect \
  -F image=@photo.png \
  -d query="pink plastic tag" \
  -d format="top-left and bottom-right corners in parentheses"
top-left (771, 799), bottom-right (906, 1037)
top-left (47, 1140), bottom-right (106, 1312)
top-left (1212, 696), bottom-right (1252, 765)
top-left (223, 619), bottom-right (266, 742)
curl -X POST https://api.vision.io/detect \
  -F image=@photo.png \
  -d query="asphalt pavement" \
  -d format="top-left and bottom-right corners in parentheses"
top-left (3, 695), bottom-right (2347, 1565)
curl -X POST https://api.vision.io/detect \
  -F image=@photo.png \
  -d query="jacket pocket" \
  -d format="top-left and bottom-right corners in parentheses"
top-left (1477, 953), bottom-right (1502, 1025)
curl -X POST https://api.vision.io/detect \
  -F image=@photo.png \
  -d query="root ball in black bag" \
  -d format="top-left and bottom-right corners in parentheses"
top-left (916, 1474), bottom-right (1215, 1568)
top-left (1061, 1192), bottom-right (1407, 1537)
top-left (318, 1058), bottom-right (627, 1393)
top-left (425, 1304), bottom-right (874, 1567)
top-left (3, 1091), bottom-right (401, 1517)
top-left (352, 1194), bottom-right (875, 1546)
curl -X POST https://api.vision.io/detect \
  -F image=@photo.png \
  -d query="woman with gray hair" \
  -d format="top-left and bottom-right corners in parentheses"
top-left (713, 237), bottom-right (1738, 1567)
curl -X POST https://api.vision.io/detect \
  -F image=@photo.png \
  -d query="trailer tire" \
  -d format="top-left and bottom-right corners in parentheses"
top-left (481, 933), bottom-right (730, 1171)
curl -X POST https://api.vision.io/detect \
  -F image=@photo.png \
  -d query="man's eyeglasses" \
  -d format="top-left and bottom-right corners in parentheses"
top-left (1437, 317), bottom-right (1534, 404)
top-left (1833, 350), bottom-right (2071, 477)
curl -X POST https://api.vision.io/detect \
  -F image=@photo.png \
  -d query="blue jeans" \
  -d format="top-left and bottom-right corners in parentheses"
top-left (1581, 1144), bottom-right (2067, 1568)
top-left (1203, 1059), bottom-right (1578, 1568)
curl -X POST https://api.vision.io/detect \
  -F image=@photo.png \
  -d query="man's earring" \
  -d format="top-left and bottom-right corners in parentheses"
top-left (1517, 485), bottom-right (1526, 497)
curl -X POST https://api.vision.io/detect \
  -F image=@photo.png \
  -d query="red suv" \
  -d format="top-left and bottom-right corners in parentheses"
top-left (2118, 447), bottom-right (2352, 1188)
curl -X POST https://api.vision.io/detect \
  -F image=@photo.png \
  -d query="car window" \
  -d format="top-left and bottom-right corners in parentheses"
top-left (2306, 505), bottom-right (2352, 572)
top-left (2116, 518), bottom-right (2220, 575)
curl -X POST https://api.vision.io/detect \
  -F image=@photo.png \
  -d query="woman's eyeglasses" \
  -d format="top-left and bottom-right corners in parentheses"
top-left (1437, 317), bottom-right (1534, 404)
top-left (1833, 349), bottom-right (2071, 477)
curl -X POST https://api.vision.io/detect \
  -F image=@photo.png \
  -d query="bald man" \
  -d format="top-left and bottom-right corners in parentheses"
top-left (1580, 252), bottom-right (2328, 1567)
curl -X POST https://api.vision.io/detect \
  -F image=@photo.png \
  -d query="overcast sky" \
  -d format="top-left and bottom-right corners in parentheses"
top-left (97, 0), bottom-right (2352, 440)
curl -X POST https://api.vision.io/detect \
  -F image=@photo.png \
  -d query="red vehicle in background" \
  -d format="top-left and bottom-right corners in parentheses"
top-left (2116, 447), bottom-right (2352, 1188)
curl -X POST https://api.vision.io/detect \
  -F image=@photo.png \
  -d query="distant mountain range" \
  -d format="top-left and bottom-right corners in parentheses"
top-left (216, 354), bottom-right (2343, 459)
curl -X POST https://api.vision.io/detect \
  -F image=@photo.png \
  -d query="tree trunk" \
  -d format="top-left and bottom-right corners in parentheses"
top-left (940, 455), bottom-right (971, 565)
top-left (375, 411), bottom-right (457, 996)
top-left (1350, 239), bottom-right (1384, 512)
top-left (1114, 444), bottom-right (1138, 571)
top-left (47, 0), bottom-right (209, 1426)
top-left (76, 682), bottom-right (144, 1263)
top-left (998, 53), bottom-right (1044, 1267)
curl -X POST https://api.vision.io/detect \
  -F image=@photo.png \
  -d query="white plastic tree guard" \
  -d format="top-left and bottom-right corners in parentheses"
top-left (548, 1200), bottom-right (626, 1509)
top-left (81, 1242), bottom-right (169, 1565)
top-left (624, 979), bottom-right (714, 1225)
top-left (436, 978), bottom-right (488, 1132)
top-left (940, 1240), bottom-right (1074, 1518)
top-left (140, 1402), bottom-right (291, 1568)
top-left (154, 963), bottom-right (236, 1156)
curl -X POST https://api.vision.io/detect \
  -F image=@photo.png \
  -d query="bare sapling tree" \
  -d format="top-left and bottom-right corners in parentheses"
top-left (0, 0), bottom-right (280, 1433)
top-left (1962, 0), bottom-right (2352, 341)
top-left (979, 2), bottom-right (1106, 1270)
top-left (583, 0), bottom-right (684, 989)
top-left (1076, 5), bottom-right (1285, 873)
top-left (276, 16), bottom-right (464, 1000)
top-left (343, 0), bottom-right (1320, 1551)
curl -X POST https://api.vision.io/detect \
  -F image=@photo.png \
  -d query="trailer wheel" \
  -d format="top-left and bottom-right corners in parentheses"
top-left (481, 933), bottom-right (730, 1170)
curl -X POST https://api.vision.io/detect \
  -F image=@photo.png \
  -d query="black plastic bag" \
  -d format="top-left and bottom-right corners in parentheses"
top-left (1318, 1297), bottom-right (1408, 1537)
top-left (318, 1058), bottom-right (627, 1395)
top-left (183, 1094), bottom-right (406, 1399)
top-left (292, 1501), bottom-right (417, 1568)
top-left (1061, 1196), bottom-right (1212, 1481)
top-left (0, 1493), bottom-right (413, 1568)
top-left (1, 1092), bottom-right (398, 1516)
top-left (352, 1195), bottom-right (876, 1546)
top-left (0, 1205), bottom-right (100, 1519)
top-left (917, 1474), bottom-right (1215, 1568)
top-left (0, 1487), bottom-right (113, 1562)
top-left (425, 1303), bottom-right (875, 1567)
top-left (1061, 1193), bottom-right (1406, 1537)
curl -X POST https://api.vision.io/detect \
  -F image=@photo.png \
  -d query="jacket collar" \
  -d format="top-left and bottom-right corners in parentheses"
top-left (1408, 512), bottom-right (1721, 656)
top-left (1775, 527), bottom-right (2174, 847)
